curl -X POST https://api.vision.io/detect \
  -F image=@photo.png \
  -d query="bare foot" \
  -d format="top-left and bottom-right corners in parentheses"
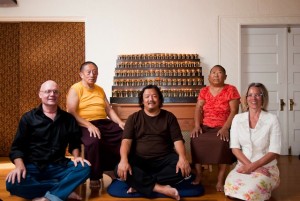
top-left (216, 164), bottom-right (226, 192)
top-left (216, 182), bottom-right (224, 192)
top-left (191, 174), bottom-right (202, 185)
top-left (68, 192), bottom-right (82, 200)
top-left (154, 184), bottom-right (180, 200)
top-left (104, 170), bottom-right (116, 180)
top-left (32, 197), bottom-right (49, 201)
top-left (127, 187), bottom-right (137, 194)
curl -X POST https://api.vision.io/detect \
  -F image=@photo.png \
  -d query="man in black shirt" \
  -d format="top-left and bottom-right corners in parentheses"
top-left (6, 80), bottom-right (91, 201)
top-left (116, 85), bottom-right (191, 200)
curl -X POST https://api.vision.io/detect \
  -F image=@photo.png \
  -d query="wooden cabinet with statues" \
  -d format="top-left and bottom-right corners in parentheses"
top-left (110, 53), bottom-right (205, 104)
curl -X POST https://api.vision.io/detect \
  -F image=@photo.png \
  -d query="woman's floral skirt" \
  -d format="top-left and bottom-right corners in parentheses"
top-left (224, 164), bottom-right (280, 201)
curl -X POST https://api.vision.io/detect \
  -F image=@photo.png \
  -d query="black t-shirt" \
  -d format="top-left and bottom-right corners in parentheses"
top-left (123, 109), bottom-right (184, 159)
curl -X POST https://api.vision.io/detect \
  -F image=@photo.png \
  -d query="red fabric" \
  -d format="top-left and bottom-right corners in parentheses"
top-left (198, 84), bottom-right (240, 127)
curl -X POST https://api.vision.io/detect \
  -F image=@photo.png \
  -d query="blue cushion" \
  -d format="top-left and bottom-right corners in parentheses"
top-left (107, 175), bottom-right (204, 198)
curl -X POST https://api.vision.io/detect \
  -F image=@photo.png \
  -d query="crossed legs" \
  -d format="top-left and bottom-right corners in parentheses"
top-left (6, 162), bottom-right (90, 200)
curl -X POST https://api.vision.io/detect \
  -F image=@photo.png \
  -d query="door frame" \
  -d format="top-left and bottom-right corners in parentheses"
top-left (219, 16), bottom-right (300, 155)
top-left (0, 17), bottom-right (85, 22)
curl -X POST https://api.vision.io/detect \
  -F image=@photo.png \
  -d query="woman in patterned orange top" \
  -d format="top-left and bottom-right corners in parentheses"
top-left (190, 65), bottom-right (240, 191)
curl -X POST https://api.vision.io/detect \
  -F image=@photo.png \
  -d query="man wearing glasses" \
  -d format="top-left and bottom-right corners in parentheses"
top-left (6, 80), bottom-right (91, 201)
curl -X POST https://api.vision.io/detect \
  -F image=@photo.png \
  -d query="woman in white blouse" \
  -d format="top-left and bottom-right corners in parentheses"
top-left (224, 83), bottom-right (281, 201)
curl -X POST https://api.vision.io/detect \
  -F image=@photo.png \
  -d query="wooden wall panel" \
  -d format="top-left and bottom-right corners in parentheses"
top-left (0, 23), bottom-right (20, 157)
top-left (19, 22), bottom-right (85, 114)
top-left (0, 22), bottom-right (85, 156)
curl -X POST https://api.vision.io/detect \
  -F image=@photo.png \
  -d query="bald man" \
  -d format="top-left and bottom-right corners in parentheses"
top-left (6, 80), bottom-right (91, 201)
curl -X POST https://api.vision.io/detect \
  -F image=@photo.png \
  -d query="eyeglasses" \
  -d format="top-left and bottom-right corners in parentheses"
top-left (40, 90), bottom-right (60, 95)
top-left (246, 93), bottom-right (263, 98)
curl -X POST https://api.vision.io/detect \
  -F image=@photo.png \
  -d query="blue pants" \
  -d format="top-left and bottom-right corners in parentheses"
top-left (6, 161), bottom-right (90, 201)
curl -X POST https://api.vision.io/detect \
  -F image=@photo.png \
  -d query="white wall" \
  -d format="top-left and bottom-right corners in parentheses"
top-left (1, 0), bottom-right (300, 96)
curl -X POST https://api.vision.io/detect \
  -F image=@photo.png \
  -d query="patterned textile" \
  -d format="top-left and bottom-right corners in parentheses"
top-left (224, 164), bottom-right (280, 201)
top-left (0, 23), bottom-right (20, 157)
top-left (0, 22), bottom-right (84, 156)
top-left (198, 84), bottom-right (240, 128)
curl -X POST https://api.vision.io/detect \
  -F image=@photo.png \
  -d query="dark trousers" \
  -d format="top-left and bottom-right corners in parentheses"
top-left (81, 119), bottom-right (123, 180)
top-left (6, 161), bottom-right (90, 201)
top-left (116, 152), bottom-right (184, 196)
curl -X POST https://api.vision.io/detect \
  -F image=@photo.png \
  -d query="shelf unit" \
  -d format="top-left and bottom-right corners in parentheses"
top-left (110, 53), bottom-right (205, 103)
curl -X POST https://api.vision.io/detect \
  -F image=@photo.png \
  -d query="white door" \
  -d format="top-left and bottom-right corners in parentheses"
top-left (288, 28), bottom-right (300, 155)
top-left (241, 26), bottom-right (300, 155)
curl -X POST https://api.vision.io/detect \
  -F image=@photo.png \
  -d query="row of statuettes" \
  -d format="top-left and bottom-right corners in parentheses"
top-left (117, 53), bottom-right (200, 60)
top-left (114, 68), bottom-right (202, 77)
top-left (112, 88), bottom-right (200, 98)
top-left (116, 61), bottom-right (201, 68)
top-left (113, 77), bottom-right (204, 87)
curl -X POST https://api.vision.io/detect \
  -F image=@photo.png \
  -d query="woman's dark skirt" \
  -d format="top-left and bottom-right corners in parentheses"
top-left (190, 125), bottom-right (236, 164)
